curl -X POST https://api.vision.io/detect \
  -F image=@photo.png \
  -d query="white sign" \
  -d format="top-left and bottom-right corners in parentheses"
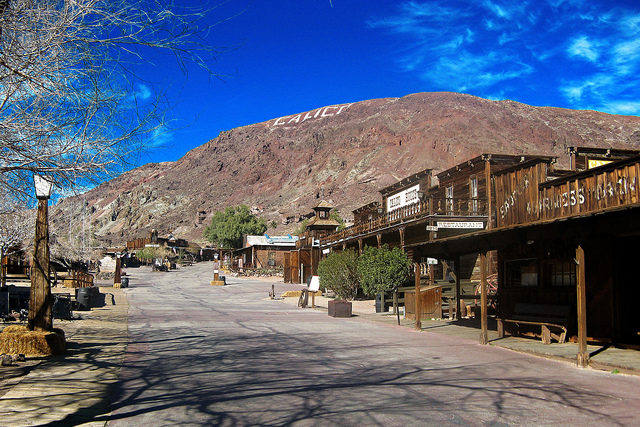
top-left (426, 257), bottom-right (438, 265)
top-left (272, 103), bottom-right (352, 127)
top-left (387, 184), bottom-right (421, 212)
top-left (426, 225), bottom-right (438, 231)
top-left (436, 221), bottom-right (485, 229)
top-left (308, 276), bottom-right (320, 292)
top-left (322, 248), bottom-right (331, 254)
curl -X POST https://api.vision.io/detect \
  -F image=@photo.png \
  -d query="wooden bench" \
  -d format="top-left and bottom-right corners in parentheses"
top-left (497, 303), bottom-right (571, 344)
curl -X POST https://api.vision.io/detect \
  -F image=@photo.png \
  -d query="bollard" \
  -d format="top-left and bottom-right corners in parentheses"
top-left (271, 284), bottom-right (274, 300)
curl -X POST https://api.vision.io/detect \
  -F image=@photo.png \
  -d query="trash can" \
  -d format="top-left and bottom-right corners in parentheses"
top-left (121, 277), bottom-right (129, 288)
top-left (76, 287), bottom-right (92, 311)
top-left (52, 293), bottom-right (72, 319)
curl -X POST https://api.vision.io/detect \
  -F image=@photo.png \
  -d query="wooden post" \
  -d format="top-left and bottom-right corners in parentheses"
top-left (576, 245), bottom-right (589, 367)
top-left (376, 234), bottom-right (382, 248)
top-left (114, 256), bottom-right (122, 286)
top-left (414, 262), bottom-right (421, 330)
top-left (455, 256), bottom-right (461, 320)
top-left (358, 239), bottom-right (363, 255)
top-left (479, 252), bottom-right (488, 344)
top-left (484, 156), bottom-right (493, 229)
top-left (28, 198), bottom-right (52, 332)
top-left (399, 227), bottom-right (405, 248)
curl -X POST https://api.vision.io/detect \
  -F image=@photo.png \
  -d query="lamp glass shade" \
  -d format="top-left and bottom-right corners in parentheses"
top-left (33, 175), bottom-right (54, 198)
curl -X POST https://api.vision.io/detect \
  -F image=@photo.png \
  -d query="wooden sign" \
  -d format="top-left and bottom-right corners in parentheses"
top-left (436, 221), bottom-right (484, 229)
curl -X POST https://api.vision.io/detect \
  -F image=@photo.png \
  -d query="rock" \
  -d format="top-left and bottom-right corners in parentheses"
top-left (50, 92), bottom-right (640, 246)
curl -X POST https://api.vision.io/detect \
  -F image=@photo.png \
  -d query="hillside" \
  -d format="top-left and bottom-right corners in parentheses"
top-left (51, 92), bottom-right (640, 246)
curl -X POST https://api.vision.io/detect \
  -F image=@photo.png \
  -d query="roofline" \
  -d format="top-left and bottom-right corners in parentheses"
top-left (379, 167), bottom-right (432, 196)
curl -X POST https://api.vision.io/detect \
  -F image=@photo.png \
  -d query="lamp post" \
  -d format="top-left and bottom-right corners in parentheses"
top-left (28, 175), bottom-right (54, 331)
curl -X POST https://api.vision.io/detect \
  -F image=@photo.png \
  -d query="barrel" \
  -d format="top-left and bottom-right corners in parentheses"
top-left (76, 287), bottom-right (92, 311)
top-left (121, 277), bottom-right (129, 288)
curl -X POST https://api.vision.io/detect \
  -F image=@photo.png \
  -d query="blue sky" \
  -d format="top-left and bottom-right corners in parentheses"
top-left (135, 0), bottom-right (640, 166)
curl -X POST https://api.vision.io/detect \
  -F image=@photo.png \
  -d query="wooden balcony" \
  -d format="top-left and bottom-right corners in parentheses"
top-left (321, 197), bottom-right (488, 246)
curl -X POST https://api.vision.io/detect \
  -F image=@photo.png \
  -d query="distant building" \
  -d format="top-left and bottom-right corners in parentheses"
top-left (234, 234), bottom-right (299, 269)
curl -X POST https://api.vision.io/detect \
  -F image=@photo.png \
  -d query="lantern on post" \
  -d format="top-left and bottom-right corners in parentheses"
top-left (29, 175), bottom-right (54, 331)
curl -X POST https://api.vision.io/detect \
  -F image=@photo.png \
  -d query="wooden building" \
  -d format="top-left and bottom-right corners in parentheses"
top-left (234, 234), bottom-right (299, 269)
top-left (284, 201), bottom-right (340, 284)
top-left (319, 148), bottom-right (640, 366)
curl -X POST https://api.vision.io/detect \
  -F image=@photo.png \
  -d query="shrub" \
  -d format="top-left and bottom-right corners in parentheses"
top-left (357, 245), bottom-right (412, 297)
top-left (317, 249), bottom-right (359, 300)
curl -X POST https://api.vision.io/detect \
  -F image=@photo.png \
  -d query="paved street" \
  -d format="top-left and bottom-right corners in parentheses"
top-left (106, 262), bottom-right (640, 426)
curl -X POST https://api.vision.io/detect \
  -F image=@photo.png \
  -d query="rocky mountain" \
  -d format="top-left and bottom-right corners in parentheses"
top-left (51, 92), bottom-right (640, 246)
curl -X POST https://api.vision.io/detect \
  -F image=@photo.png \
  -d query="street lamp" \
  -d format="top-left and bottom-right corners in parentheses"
top-left (29, 175), bottom-right (53, 331)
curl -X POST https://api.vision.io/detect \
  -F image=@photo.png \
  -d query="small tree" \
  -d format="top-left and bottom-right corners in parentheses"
top-left (357, 245), bottom-right (412, 297)
top-left (317, 249), bottom-right (359, 300)
top-left (203, 205), bottom-right (267, 249)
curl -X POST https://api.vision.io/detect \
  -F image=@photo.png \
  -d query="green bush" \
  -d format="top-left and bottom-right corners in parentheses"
top-left (357, 245), bottom-right (412, 297)
top-left (317, 249), bottom-right (359, 300)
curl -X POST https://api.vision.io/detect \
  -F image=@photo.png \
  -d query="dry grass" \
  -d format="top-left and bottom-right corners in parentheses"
top-left (0, 325), bottom-right (66, 356)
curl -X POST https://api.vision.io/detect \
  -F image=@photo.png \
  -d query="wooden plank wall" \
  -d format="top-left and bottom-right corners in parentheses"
top-left (494, 158), bottom-right (640, 227)
top-left (539, 161), bottom-right (639, 220)
top-left (494, 162), bottom-right (547, 228)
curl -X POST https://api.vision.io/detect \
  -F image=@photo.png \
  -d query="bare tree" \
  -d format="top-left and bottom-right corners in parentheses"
top-left (0, 0), bottom-right (238, 199)
top-left (0, 206), bottom-right (32, 285)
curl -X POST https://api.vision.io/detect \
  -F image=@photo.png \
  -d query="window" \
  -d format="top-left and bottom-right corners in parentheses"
top-left (469, 176), bottom-right (478, 215)
top-left (319, 210), bottom-right (327, 218)
top-left (268, 251), bottom-right (276, 267)
top-left (547, 260), bottom-right (576, 287)
top-left (446, 185), bottom-right (454, 215)
top-left (389, 195), bottom-right (401, 209)
top-left (505, 258), bottom-right (538, 287)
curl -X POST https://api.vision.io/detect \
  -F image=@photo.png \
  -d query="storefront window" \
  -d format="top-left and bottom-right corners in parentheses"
top-left (548, 260), bottom-right (576, 286)
top-left (505, 258), bottom-right (538, 287)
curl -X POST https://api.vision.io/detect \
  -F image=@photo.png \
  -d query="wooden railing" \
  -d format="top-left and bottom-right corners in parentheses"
top-left (321, 197), bottom-right (488, 244)
top-left (59, 269), bottom-right (94, 288)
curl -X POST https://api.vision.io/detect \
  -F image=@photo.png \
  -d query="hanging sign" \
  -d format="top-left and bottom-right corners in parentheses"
top-left (436, 221), bottom-right (485, 229)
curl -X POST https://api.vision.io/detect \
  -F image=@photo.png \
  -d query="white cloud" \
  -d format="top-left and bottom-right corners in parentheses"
top-left (149, 126), bottom-right (173, 148)
top-left (483, 0), bottom-right (510, 19)
top-left (603, 101), bottom-right (640, 115)
top-left (135, 84), bottom-right (152, 101)
top-left (371, 1), bottom-right (640, 115)
top-left (567, 36), bottom-right (599, 62)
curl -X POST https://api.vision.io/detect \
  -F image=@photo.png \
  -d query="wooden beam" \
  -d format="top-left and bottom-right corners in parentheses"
top-left (414, 262), bottom-right (421, 330)
top-left (455, 257), bottom-right (461, 320)
top-left (576, 244), bottom-right (589, 367)
top-left (479, 252), bottom-right (488, 344)
top-left (484, 158), bottom-right (493, 229)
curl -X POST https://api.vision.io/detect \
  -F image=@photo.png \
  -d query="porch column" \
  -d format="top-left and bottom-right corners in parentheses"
top-left (376, 234), bottom-right (382, 248)
top-left (455, 256), bottom-right (461, 320)
top-left (399, 227), bottom-right (405, 248)
top-left (576, 245), bottom-right (589, 367)
top-left (484, 157), bottom-right (493, 229)
top-left (479, 252), bottom-right (488, 344)
top-left (414, 262), bottom-right (422, 330)
top-left (358, 239), bottom-right (363, 255)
